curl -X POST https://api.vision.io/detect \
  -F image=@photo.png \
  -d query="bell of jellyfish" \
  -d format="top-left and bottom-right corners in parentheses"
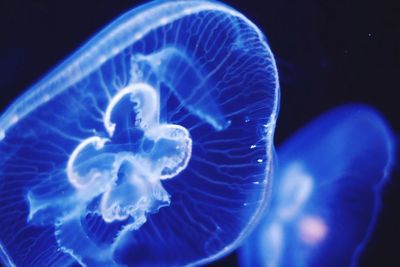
top-left (0, 1), bottom-right (279, 266)
top-left (240, 104), bottom-right (394, 267)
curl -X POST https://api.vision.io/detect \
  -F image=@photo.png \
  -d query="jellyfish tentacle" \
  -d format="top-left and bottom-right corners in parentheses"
top-left (55, 217), bottom-right (119, 267)
top-left (130, 47), bottom-right (231, 130)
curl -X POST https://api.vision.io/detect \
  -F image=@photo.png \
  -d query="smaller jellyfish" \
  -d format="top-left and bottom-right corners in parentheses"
top-left (239, 104), bottom-right (395, 267)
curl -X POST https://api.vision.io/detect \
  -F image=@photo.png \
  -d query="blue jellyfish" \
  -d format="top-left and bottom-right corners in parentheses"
top-left (239, 104), bottom-right (394, 267)
top-left (0, 1), bottom-right (279, 266)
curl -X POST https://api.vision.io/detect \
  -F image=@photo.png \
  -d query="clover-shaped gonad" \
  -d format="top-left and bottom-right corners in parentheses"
top-left (27, 83), bottom-right (192, 265)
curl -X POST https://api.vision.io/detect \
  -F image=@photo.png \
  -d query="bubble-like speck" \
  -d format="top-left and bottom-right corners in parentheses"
top-left (240, 105), bottom-right (394, 267)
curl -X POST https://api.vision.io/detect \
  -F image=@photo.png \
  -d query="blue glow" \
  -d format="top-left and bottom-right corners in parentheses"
top-left (240, 104), bottom-right (394, 267)
top-left (0, 1), bottom-right (279, 266)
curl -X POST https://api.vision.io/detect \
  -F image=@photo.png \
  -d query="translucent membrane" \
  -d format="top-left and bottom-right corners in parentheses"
top-left (240, 105), bottom-right (394, 267)
top-left (0, 1), bottom-right (279, 266)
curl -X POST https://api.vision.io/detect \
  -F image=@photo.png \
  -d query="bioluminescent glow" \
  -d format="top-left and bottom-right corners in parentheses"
top-left (240, 105), bottom-right (394, 267)
top-left (0, 1), bottom-right (279, 266)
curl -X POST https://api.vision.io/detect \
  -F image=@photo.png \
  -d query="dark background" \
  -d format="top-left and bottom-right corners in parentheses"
top-left (0, 0), bottom-right (399, 266)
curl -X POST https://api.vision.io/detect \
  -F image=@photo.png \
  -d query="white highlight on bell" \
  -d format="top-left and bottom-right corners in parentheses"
top-left (183, 8), bottom-right (193, 15)
top-left (43, 94), bottom-right (50, 102)
top-left (104, 83), bottom-right (159, 137)
top-left (10, 115), bottom-right (19, 125)
top-left (112, 47), bottom-right (119, 55)
top-left (67, 136), bottom-right (109, 189)
top-left (160, 17), bottom-right (169, 25)
top-left (134, 33), bottom-right (143, 41)
top-left (99, 56), bottom-right (108, 64)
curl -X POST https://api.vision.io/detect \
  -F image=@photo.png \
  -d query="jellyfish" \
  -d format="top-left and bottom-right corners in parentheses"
top-left (0, 1), bottom-right (279, 266)
top-left (239, 104), bottom-right (395, 267)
